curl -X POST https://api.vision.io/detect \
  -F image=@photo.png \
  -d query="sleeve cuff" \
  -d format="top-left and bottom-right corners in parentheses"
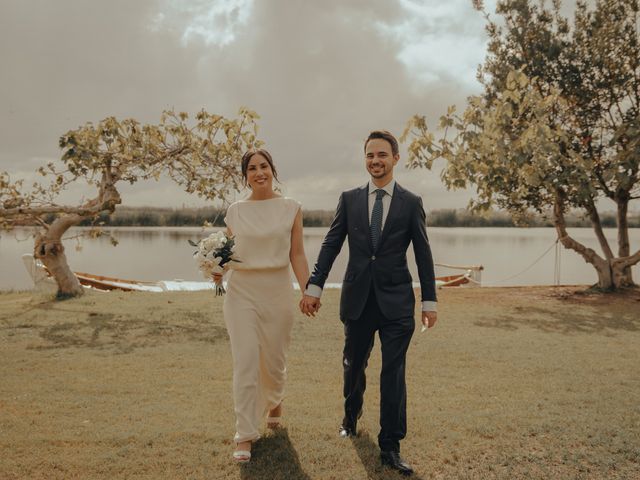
top-left (305, 284), bottom-right (323, 298)
top-left (422, 301), bottom-right (437, 312)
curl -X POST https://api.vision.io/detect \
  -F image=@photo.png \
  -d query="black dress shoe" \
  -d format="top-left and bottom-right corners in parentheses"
top-left (338, 425), bottom-right (356, 438)
top-left (380, 451), bottom-right (414, 476)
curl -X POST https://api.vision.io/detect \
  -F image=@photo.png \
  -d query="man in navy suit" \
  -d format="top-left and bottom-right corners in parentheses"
top-left (301, 130), bottom-right (437, 476)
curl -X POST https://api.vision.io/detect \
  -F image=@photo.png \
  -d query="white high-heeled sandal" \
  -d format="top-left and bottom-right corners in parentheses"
top-left (233, 441), bottom-right (252, 463)
top-left (232, 449), bottom-right (251, 463)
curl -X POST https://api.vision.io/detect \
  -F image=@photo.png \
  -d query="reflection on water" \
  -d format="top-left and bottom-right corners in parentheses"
top-left (1, 227), bottom-right (639, 291)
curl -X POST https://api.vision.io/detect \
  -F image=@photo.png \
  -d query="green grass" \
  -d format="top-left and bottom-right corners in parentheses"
top-left (0, 286), bottom-right (639, 479)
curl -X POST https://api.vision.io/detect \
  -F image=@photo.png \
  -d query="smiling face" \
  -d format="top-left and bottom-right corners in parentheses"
top-left (365, 138), bottom-right (399, 185)
top-left (245, 153), bottom-right (274, 191)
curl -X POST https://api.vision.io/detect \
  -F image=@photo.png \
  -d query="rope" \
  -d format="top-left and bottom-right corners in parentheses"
top-left (491, 238), bottom-right (560, 285)
top-left (435, 262), bottom-right (484, 271)
top-left (554, 239), bottom-right (562, 285)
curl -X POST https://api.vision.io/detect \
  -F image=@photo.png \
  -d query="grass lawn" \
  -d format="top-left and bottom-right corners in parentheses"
top-left (1, 286), bottom-right (639, 479)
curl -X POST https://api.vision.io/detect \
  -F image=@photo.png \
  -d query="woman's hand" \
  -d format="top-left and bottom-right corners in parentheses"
top-left (299, 294), bottom-right (321, 317)
top-left (211, 271), bottom-right (226, 296)
top-left (212, 263), bottom-right (230, 283)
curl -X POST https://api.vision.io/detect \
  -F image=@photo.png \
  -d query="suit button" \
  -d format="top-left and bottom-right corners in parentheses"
top-left (371, 256), bottom-right (376, 260)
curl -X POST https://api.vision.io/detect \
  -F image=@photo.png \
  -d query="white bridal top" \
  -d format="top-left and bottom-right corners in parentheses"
top-left (224, 197), bottom-right (301, 271)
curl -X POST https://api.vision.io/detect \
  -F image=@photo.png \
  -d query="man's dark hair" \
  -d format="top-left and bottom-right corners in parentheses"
top-left (364, 130), bottom-right (399, 156)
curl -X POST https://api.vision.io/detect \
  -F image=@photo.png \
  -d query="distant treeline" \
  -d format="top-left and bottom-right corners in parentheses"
top-left (65, 206), bottom-right (335, 228)
top-left (428, 209), bottom-right (640, 228)
top-left (39, 206), bottom-right (639, 228)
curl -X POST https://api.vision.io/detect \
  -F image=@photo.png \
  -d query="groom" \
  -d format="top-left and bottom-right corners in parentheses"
top-left (301, 130), bottom-right (437, 476)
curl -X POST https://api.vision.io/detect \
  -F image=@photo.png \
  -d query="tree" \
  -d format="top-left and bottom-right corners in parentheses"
top-left (402, 0), bottom-right (640, 290)
top-left (0, 108), bottom-right (261, 297)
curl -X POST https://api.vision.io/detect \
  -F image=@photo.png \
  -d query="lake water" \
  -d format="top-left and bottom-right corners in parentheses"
top-left (1, 227), bottom-right (639, 291)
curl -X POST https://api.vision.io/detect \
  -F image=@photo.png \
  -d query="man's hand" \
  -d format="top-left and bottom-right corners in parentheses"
top-left (300, 294), bottom-right (321, 317)
top-left (422, 311), bottom-right (437, 330)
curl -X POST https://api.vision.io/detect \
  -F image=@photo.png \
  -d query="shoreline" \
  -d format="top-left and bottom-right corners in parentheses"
top-left (0, 283), bottom-right (599, 294)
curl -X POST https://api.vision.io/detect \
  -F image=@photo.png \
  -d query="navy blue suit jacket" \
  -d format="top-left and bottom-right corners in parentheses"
top-left (308, 182), bottom-right (436, 322)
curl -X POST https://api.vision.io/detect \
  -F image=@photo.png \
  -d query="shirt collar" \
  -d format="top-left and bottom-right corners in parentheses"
top-left (368, 179), bottom-right (395, 197)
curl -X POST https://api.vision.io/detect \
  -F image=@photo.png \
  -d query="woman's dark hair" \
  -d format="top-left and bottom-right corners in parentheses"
top-left (240, 149), bottom-right (279, 187)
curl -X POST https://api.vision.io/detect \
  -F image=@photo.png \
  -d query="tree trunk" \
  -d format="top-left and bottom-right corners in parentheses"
top-left (585, 199), bottom-right (614, 259)
top-left (611, 249), bottom-right (640, 289)
top-left (616, 196), bottom-right (634, 286)
top-left (611, 260), bottom-right (634, 289)
top-left (594, 259), bottom-right (615, 290)
top-left (554, 194), bottom-right (639, 290)
top-left (34, 213), bottom-right (85, 298)
top-left (554, 193), bottom-right (614, 289)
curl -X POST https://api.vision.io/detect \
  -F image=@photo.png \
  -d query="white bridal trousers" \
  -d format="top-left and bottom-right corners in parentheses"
top-left (223, 267), bottom-right (294, 443)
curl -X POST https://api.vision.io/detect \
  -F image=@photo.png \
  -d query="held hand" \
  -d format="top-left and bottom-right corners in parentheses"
top-left (212, 263), bottom-right (230, 282)
top-left (299, 295), bottom-right (320, 316)
top-left (298, 297), bottom-right (310, 316)
top-left (421, 311), bottom-right (437, 330)
top-left (299, 295), bottom-right (321, 317)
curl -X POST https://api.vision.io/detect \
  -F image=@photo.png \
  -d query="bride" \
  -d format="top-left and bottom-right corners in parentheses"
top-left (216, 148), bottom-right (311, 462)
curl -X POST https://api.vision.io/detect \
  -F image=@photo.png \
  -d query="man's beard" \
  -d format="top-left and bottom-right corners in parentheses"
top-left (368, 165), bottom-right (386, 178)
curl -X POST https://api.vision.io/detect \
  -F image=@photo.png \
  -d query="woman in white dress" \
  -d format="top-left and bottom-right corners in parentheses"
top-left (218, 149), bottom-right (312, 462)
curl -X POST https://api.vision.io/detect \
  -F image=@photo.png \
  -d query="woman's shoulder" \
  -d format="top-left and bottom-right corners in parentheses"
top-left (226, 200), bottom-right (241, 212)
top-left (281, 197), bottom-right (302, 215)
top-left (281, 196), bottom-right (301, 206)
top-left (228, 196), bottom-right (300, 208)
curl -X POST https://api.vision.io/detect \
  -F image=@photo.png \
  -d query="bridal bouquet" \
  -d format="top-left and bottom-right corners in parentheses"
top-left (189, 231), bottom-right (240, 295)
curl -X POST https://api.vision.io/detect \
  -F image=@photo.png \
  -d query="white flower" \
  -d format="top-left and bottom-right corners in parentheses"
top-left (190, 230), bottom-right (236, 288)
top-left (201, 231), bottom-right (227, 251)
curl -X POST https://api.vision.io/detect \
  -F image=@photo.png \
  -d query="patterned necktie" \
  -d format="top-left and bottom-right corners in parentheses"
top-left (370, 189), bottom-right (385, 251)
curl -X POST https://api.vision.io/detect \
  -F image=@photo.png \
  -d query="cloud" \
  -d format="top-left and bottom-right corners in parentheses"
top-left (0, 0), bottom-right (505, 211)
top-left (151, 0), bottom-right (255, 47)
top-left (375, 0), bottom-right (495, 90)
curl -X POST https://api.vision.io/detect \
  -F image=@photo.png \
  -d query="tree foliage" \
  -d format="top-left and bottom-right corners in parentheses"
top-left (0, 108), bottom-right (261, 296)
top-left (403, 0), bottom-right (640, 290)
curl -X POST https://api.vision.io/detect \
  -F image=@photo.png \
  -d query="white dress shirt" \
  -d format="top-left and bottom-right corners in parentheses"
top-left (306, 178), bottom-right (437, 312)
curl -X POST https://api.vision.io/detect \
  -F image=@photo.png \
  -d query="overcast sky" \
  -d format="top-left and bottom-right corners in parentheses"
top-left (0, 0), bottom-right (589, 212)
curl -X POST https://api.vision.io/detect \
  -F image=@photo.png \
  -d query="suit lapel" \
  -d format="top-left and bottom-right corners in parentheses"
top-left (379, 182), bottom-right (405, 247)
